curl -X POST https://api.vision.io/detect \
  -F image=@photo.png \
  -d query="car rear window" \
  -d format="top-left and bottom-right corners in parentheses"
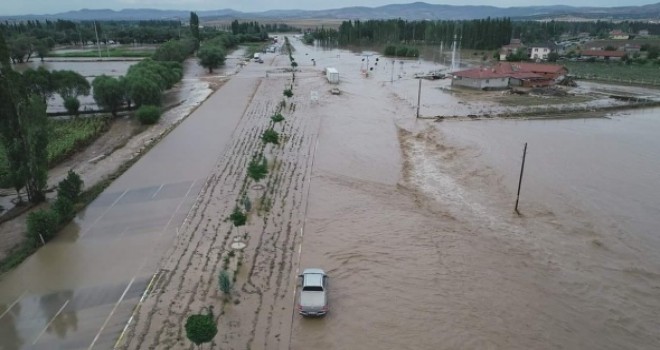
top-left (303, 286), bottom-right (323, 292)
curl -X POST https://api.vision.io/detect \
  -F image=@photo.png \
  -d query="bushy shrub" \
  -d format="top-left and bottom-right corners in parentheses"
top-left (26, 209), bottom-right (59, 247)
top-left (52, 196), bottom-right (74, 224)
top-left (283, 89), bottom-right (293, 98)
top-left (136, 105), bottom-right (161, 125)
top-left (64, 97), bottom-right (80, 115)
top-left (261, 128), bottom-right (280, 145)
top-left (57, 170), bottom-right (83, 203)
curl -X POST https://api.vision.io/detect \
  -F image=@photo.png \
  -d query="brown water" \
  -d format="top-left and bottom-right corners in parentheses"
top-left (290, 37), bottom-right (660, 349)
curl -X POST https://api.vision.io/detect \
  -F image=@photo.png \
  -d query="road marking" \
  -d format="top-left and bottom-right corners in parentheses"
top-left (80, 189), bottom-right (129, 238)
top-left (0, 290), bottom-right (27, 321)
top-left (160, 180), bottom-right (197, 237)
top-left (33, 299), bottom-right (69, 345)
top-left (151, 184), bottom-right (164, 199)
top-left (88, 277), bottom-right (135, 350)
top-left (114, 272), bottom-right (159, 349)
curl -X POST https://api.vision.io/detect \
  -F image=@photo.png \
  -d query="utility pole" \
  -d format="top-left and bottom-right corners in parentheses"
top-left (416, 79), bottom-right (422, 118)
top-left (514, 142), bottom-right (528, 214)
top-left (391, 59), bottom-right (395, 83)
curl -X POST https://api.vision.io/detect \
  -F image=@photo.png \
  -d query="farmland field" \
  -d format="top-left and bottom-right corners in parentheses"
top-left (0, 116), bottom-right (108, 186)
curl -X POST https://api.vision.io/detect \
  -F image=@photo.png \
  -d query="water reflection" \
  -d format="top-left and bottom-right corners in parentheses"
top-left (39, 290), bottom-right (77, 340)
top-left (0, 301), bottom-right (25, 350)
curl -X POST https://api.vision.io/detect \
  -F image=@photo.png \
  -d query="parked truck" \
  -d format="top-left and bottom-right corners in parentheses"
top-left (297, 268), bottom-right (329, 317)
top-left (326, 67), bottom-right (339, 84)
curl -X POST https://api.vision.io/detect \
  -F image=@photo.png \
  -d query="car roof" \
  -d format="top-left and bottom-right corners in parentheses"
top-left (302, 268), bottom-right (326, 287)
top-left (303, 273), bottom-right (323, 287)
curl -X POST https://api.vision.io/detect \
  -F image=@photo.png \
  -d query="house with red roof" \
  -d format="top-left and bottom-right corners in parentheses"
top-left (451, 62), bottom-right (568, 90)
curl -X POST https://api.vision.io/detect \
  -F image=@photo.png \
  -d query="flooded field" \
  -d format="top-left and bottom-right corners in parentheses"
top-left (3, 36), bottom-right (660, 350)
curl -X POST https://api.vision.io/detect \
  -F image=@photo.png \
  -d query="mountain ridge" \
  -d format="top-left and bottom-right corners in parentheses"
top-left (3, 2), bottom-right (660, 21)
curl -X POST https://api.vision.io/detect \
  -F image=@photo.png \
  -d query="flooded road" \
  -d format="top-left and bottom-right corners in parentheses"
top-left (290, 40), bottom-right (660, 349)
top-left (0, 54), bottom-right (257, 349)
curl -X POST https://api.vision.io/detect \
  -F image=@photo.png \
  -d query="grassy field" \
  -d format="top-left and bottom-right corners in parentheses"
top-left (0, 116), bottom-right (109, 187)
top-left (565, 61), bottom-right (660, 85)
top-left (48, 47), bottom-right (155, 58)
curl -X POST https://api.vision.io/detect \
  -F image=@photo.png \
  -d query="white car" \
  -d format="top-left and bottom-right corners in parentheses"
top-left (297, 268), bottom-right (329, 317)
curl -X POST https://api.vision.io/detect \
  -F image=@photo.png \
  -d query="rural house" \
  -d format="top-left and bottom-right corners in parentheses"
top-left (452, 62), bottom-right (568, 90)
top-left (528, 43), bottom-right (555, 60)
top-left (499, 39), bottom-right (525, 61)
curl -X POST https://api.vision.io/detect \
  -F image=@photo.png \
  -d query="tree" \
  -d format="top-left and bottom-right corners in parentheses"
top-left (92, 75), bottom-right (124, 116)
top-left (198, 45), bottom-right (226, 73)
top-left (21, 95), bottom-right (49, 203)
top-left (8, 35), bottom-right (35, 63)
top-left (185, 311), bottom-right (217, 348)
top-left (57, 170), bottom-right (83, 202)
top-left (125, 75), bottom-right (161, 107)
top-left (52, 70), bottom-right (90, 100)
top-left (262, 128), bottom-right (280, 145)
top-left (0, 31), bottom-right (10, 68)
top-left (23, 67), bottom-right (56, 103)
top-left (34, 39), bottom-right (52, 62)
top-left (63, 97), bottom-right (80, 115)
top-left (26, 209), bottom-right (58, 247)
top-left (247, 156), bottom-right (268, 182)
top-left (229, 206), bottom-right (247, 228)
top-left (190, 12), bottom-right (200, 48)
top-left (218, 270), bottom-right (232, 296)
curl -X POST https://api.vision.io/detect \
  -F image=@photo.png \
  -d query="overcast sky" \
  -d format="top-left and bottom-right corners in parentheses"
top-left (4, 0), bottom-right (660, 16)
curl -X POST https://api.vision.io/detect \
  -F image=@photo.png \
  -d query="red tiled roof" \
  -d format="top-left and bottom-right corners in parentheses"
top-left (453, 62), bottom-right (566, 80)
top-left (581, 50), bottom-right (626, 57)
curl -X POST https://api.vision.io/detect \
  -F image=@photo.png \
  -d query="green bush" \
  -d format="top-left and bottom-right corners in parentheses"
top-left (185, 313), bottom-right (217, 346)
top-left (52, 196), bottom-right (74, 224)
top-left (261, 128), bottom-right (280, 145)
top-left (384, 45), bottom-right (396, 56)
top-left (26, 209), bottom-right (59, 247)
top-left (136, 105), bottom-right (161, 125)
top-left (57, 170), bottom-right (83, 202)
top-left (396, 46), bottom-right (409, 57)
top-left (271, 113), bottom-right (284, 123)
top-left (247, 156), bottom-right (268, 181)
top-left (283, 89), bottom-right (293, 98)
top-left (63, 97), bottom-right (80, 115)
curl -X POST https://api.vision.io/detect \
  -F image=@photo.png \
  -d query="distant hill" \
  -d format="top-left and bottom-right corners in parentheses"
top-left (3, 2), bottom-right (660, 21)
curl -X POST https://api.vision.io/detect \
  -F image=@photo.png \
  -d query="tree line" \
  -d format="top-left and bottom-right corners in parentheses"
top-left (309, 18), bottom-right (660, 52)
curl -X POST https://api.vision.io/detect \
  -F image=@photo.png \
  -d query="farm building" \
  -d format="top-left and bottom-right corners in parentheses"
top-left (452, 62), bottom-right (568, 90)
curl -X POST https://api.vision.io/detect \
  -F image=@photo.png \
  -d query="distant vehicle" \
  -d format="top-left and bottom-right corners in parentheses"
top-left (257, 58), bottom-right (264, 63)
top-left (253, 53), bottom-right (260, 61)
top-left (326, 67), bottom-right (339, 84)
top-left (297, 268), bottom-right (329, 317)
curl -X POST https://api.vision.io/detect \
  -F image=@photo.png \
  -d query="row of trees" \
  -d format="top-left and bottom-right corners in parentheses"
top-left (0, 32), bottom-right (50, 202)
top-left (309, 18), bottom-right (660, 51)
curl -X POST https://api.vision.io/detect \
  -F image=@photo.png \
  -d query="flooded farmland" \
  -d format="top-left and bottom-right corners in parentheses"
top-left (2, 36), bottom-right (660, 350)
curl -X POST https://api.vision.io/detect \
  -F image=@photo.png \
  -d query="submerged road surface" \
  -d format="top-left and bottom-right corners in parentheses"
top-left (0, 62), bottom-right (264, 349)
